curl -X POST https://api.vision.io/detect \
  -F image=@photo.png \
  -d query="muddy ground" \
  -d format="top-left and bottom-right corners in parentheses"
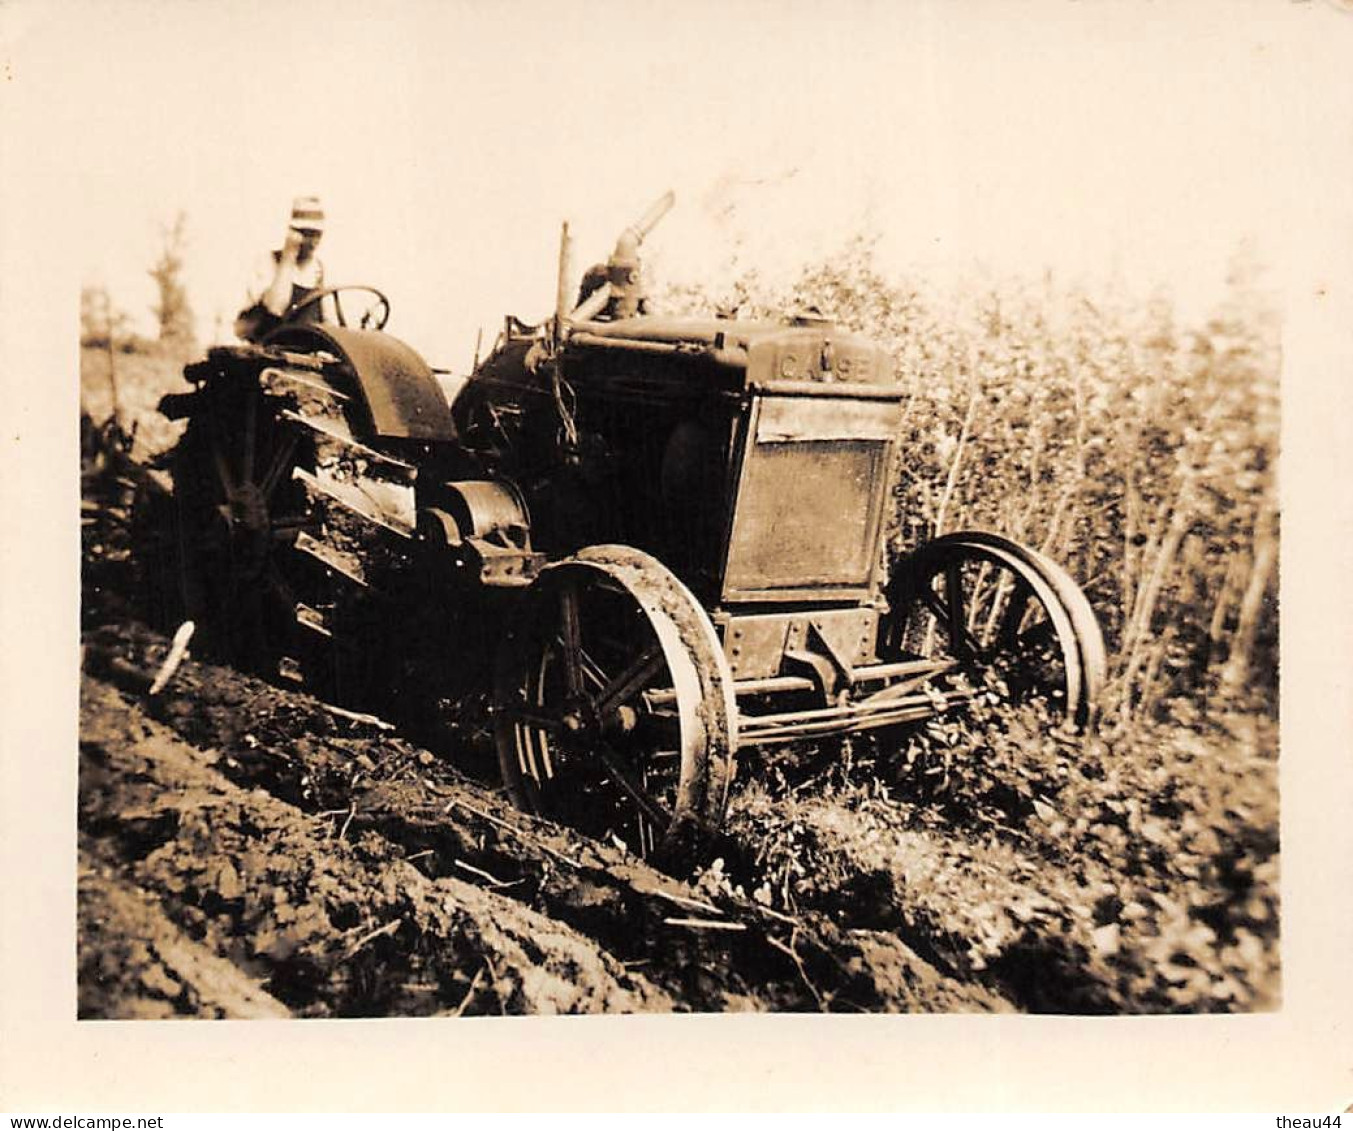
top-left (79, 620), bottom-right (1014, 1017)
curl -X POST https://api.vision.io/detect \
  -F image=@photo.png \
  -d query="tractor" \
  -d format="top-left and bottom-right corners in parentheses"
top-left (135, 192), bottom-right (1106, 863)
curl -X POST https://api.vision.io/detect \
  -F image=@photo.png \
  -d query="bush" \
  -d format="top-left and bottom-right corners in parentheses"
top-left (664, 237), bottom-right (1280, 723)
top-left (674, 235), bottom-right (1281, 1011)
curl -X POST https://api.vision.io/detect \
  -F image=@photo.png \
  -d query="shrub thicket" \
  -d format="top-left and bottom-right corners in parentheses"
top-left (671, 237), bottom-right (1281, 1012)
top-left (671, 237), bottom-right (1278, 722)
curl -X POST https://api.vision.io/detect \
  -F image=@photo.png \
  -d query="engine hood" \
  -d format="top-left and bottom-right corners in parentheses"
top-left (568, 315), bottom-right (900, 388)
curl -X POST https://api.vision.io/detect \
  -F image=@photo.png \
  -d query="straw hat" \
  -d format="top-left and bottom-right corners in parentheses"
top-left (290, 195), bottom-right (325, 234)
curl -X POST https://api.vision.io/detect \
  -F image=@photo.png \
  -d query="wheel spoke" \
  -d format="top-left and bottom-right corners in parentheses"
top-left (996, 583), bottom-right (1033, 648)
top-left (500, 701), bottom-right (566, 734)
top-left (558, 579), bottom-right (584, 698)
top-left (515, 723), bottom-right (540, 782)
top-left (263, 560), bottom-right (297, 607)
top-left (593, 644), bottom-right (664, 721)
top-left (594, 741), bottom-right (672, 830)
top-left (579, 647), bottom-right (610, 693)
top-left (944, 562), bottom-right (968, 657)
top-left (241, 393), bottom-right (257, 487)
top-left (209, 432), bottom-right (235, 500)
top-left (920, 580), bottom-right (983, 658)
top-left (521, 724), bottom-right (555, 782)
top-left (270, 514), bottom-right (312, 539)
top-left (259, 432), bottom-right (300, 499)
top-left (536, 731), bottom-right (555, 779)
top-left (918, 585), bottom-right (947, 624)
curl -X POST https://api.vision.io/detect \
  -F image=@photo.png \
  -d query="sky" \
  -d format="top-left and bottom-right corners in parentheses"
top-left (6, 0), bottom-right (1351, 370)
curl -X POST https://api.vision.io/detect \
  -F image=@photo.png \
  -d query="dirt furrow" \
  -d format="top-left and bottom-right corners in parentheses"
top-left (79, 849), bottom-right (292, 1020)
top-left (725, 785), bottom-right (1122, 1012)
top-left (80, 676), bottom-right (673, 1016)
top-left (83, 622), bottom-right (1008, 1013)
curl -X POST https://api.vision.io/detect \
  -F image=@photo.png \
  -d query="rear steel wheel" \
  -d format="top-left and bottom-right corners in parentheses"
top-left (880, 532), bottom-right (1106, 728)
top-left (168, 379), bottom-right (314, 677)
top-left (494, 546), bottom-right (737, 863)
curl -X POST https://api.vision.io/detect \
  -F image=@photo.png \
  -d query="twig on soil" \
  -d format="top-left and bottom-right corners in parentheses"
top-left (749, 902), bottom-right (802, 927)
top-left (453, 966), bottom-right (487, 1017)
top-left (318, 701), bottom-right (396, 732)
top-left (648, 888), bottom-right (723, 916)
top-left (453, 858), bottom-right (522, 889)
top-left (446, 798), bottom-right (584, 870)
top-left (148, 621), bottom-right (195, 696)
top-left (340, 917), bottom-right (402, 961)
top-left (662, 917), bottom-right (747, 932)
top-left (337, 801), bottom-right (357, 841)
top-left (767, 931), bottom-right (825, 1010)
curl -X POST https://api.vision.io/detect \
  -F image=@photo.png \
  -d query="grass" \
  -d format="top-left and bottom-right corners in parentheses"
top-left (80, 342), bottom-right (193, 460)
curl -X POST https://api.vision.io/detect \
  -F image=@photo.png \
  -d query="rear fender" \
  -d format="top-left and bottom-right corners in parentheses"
top-left (265, 324), bottom-right (457, 442)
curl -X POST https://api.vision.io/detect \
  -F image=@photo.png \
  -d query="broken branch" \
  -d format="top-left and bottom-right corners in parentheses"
top-left (446, 798), bottom-right (585, 870)
top-left (452, 966), bottom-right (487, 1017)
top-left (337, 801), bottom-right (357, 841)
top-left (454, 858), bottom-right (521, 889)
top-left (661, 917), bottom-right (747, 932)
top-left (149, 621), bottom-right (195, 696)
top-left (340, 917), bottom-right (402, 960)
top-left (318, 701), bottom-right (396, 731)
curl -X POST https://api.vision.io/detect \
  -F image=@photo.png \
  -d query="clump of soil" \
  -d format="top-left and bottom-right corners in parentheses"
top-left (80, 676), bottom-right (671, 1016)
top-left (79, 619), bottom-right (1011, 1016)
top-left (724, 783), bottom-right (1120, 1012)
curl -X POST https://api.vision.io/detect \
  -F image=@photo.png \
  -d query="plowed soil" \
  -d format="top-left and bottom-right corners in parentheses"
top-left (79, 625), bottom-right (1010, 1016)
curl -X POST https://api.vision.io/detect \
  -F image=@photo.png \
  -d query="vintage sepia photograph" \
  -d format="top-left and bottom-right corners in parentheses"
top-left (5, 0), bottom-right (1350, 1112)
top-left (71, 0), bottom-right (1291, 1023)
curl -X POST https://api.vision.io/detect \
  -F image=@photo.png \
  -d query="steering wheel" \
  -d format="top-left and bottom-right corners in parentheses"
top-left (286, 285), bottom-right (391, 332)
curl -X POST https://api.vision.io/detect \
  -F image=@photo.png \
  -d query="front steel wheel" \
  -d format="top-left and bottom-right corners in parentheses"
top-left (880, 532), bottom-right (1107, 728)
top-left (493, 546), bottom-right (737, 864)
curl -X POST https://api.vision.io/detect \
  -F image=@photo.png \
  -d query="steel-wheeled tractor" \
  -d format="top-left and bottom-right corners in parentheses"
top-left (135, 193), bottom-right (1106, 863)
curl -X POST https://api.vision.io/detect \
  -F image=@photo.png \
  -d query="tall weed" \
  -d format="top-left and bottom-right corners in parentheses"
top-left (672, 238), bottom-right (1281, 1011)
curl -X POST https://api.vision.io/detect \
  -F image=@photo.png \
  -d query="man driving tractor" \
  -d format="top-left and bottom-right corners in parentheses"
top-left (234, 195), bottom-right (327, 343)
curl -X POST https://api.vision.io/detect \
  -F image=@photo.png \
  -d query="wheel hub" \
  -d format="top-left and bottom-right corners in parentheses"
top-left (225, 482), bottom-right (270, 577)
top-left (559, 700), bottom-right (639, 738)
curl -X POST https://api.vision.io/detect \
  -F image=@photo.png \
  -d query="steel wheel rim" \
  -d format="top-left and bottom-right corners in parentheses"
top-left (494, 549), bottom-right (735, 861)
top-left (885, 533), bottom-right (1101, 726)
top-left (952, 532), bottom-right (1108, 712)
